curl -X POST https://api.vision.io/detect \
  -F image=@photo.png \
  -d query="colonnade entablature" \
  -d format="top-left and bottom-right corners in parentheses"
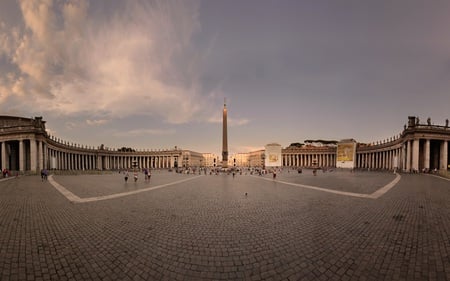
top-left (357, 137), bottom-right (404, 153)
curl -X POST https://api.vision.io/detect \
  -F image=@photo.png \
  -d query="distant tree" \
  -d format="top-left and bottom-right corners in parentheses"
top-left (304, 139), bottom-right (337, 145)
top-left (288, 142), bottom-right (304, 147)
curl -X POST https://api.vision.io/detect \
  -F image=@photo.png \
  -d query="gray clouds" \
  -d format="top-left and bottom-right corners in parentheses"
top-left (0, 0), bottom-right (214, 124)
top-left (1, 0), bottom-right (449, 154)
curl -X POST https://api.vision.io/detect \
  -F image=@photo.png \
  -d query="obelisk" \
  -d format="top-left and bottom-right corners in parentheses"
top-left (222, 99), bottom-right (228, 168)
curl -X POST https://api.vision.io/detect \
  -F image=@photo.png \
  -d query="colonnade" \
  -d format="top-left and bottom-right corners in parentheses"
top-left (356, 147), bottom-right (402, 170)
top-left (402, 139), bottom-right (448, 172)
top-left (283, 153), bottom-right (336, 167)
top-left (46, 147), bottom-right (179, 171)
top-left (2, 115), bottom-right (449, 174)
top-left (0, 138), bottom-right (46, 173)
top-left (1, 137), bottom-right (181, 174)
top-left (355, 139), bottom-right (449, 172)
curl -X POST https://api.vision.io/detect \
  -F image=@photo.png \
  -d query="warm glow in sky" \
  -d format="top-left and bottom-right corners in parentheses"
top-left (1, 0), bottom-right (450, 156)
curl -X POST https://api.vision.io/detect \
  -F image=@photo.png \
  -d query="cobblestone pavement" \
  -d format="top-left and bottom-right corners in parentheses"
top-left (1, 171), bottom-right (449, 280)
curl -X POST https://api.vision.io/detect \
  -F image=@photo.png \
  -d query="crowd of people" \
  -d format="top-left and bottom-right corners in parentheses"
top-left (121, 168), bottom-right (152, 183)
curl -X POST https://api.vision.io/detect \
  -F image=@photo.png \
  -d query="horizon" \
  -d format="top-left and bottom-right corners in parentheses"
top-left (1, 0), bottom-right (449, 156)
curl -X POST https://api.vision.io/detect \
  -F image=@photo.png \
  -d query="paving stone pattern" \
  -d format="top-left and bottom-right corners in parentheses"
top-left (0, 171), bottom-right (449, 281)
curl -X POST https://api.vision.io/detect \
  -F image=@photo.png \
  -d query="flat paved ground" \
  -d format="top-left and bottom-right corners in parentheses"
top-left (1, 170), bottom-right (449, 281)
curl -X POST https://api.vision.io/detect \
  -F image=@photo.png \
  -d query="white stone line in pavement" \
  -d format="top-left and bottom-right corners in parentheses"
top-left (426, 174), bottom-right (450, 182)
top-left (256, 174), bottom-right (402, 199)
top-left (48, 175), bottom-right (202, 203)
top-left (48, 175), bottom-right (82, 202)
top-left (369, 174), bottom-right (402, 199)
top-left (0, 176), bottom-right (19, 182)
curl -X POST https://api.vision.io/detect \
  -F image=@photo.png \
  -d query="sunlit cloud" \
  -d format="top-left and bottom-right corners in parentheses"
top-left (0, 0), bottom-right (208, 124)
top-left (232, 145), bottom-right (265, 153)
top-left (207, 115), bottom-right (250, 127)
top-left (112, 128), bottom-right (176, 137)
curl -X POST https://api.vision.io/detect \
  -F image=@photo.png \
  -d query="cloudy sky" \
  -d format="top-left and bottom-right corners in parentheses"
top-left (1, 0), bottom-right (449, 156)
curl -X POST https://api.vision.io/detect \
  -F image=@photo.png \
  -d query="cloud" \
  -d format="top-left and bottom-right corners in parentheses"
top-left (0, 0), bottom-right (210, 123)
top-left (86, 119), bottom-right (109, 126)
top-left (231, 145), bottom-right (265, 153)
top-left (65, 121), bottom-right (78, 130)
top-left (112, 128), bottom-right (176, 137)
top-left (207, 115), bottom-right (250, 127)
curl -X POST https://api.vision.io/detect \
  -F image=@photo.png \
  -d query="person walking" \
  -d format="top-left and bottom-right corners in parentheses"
top-left (144, 169), bottom-right (149, 181)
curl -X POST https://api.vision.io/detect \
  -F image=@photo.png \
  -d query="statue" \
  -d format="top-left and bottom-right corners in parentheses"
top-left (416, 117), bottom-right (420, 125)
top-left (427, 117), bottom-right (431, 125)
top-left (446, 119), bottom-right (449, 128)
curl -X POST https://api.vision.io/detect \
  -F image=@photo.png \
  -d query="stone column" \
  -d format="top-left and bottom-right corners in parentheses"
top-left (1, 142), bottom-right (6, 169)
top-left (388, 150), bottom-right (392, 170)
top-left (378, 152), bottom-right (382, 169)
top-left (55, 151), bottom-right (59, 169)
top-left (43, 143), bottom-right (48, 169)
top-left (381, 152), bottom-right (384, 169)
top-left (38, 141), bottom-right (43, 170)
top-left (62, 152), bottom-right (65, 169)
top-left (30, 138), bottom-right (37, 173)
top-left (379, 152), bottom-right (383, 169)
top-left (386, 151), bottom-right (389, 169)
top-left (412, 139), bottom-right (420, 172)
top-left (441, 140), bottom-right (448, 171)
top-left (383, 151), bottom-right (387, 169)
top-left (424, 139), bottom-right (430, 170)
top-left (406, 141), bottom-right (411, 172)
top-left (384, 151), bottom-right (387, 170)
top-left (19, 140), bottom-right (25, 172)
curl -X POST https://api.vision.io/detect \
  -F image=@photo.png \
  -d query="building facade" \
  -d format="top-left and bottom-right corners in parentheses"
top-left (0, 116), bottom-right (204, 174)
top-left (280, 116), bottom-right (449, 173)
top-left (1, 115), bottom-right (449, 174)
top-left (203, 153), bottom-right (219, 168)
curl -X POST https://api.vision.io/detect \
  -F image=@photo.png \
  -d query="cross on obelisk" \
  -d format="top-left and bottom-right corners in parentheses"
top-left (222, 98), bottom-right (228, 168)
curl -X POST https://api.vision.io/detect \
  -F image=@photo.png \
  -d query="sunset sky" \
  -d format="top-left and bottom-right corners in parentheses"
top-left (1, 0), bottom-right (449, 156)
